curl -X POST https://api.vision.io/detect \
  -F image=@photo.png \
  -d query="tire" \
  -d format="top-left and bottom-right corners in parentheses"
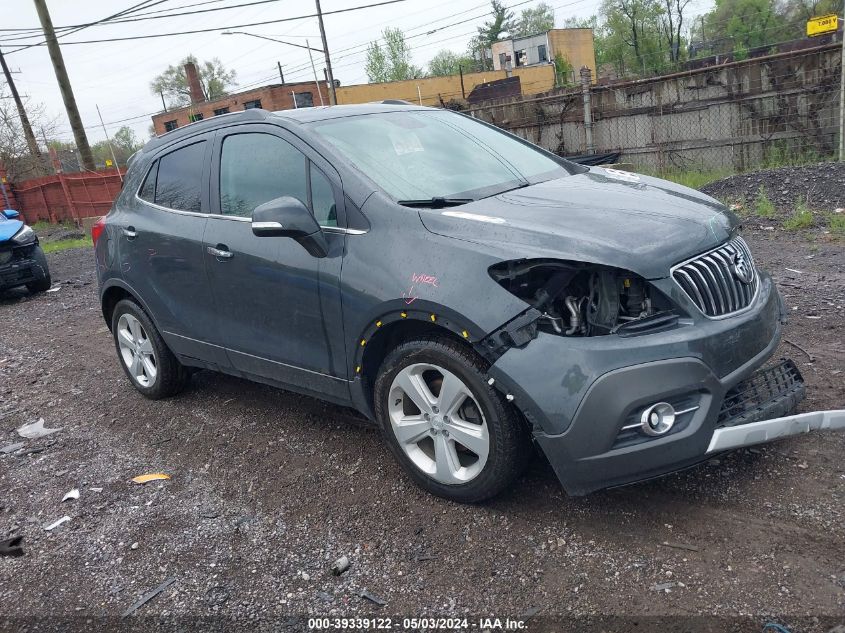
top-left (111, 298), bottom-right (189, 399)
top-left (374, 336), bottom-right (531, 503)
top-left (26, 246), bottom-right (52, 293)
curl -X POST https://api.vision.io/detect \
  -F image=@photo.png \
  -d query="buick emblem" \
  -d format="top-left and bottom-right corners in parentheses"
top-left (731, 252), bottom-right (754, 284)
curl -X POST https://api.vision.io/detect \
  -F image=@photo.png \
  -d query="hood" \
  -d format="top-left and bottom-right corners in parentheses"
top-left (418, 167), bottom-right (738, 279)
top-left (0, 218), bottom-right (23, 243)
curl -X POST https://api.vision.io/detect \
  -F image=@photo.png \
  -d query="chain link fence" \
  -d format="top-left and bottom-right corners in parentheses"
top-left (468, 42), bottom-right (843, 174)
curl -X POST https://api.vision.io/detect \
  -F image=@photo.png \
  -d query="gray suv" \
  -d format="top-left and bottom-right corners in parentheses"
top-left (93, 104), bottom-right (844, 502)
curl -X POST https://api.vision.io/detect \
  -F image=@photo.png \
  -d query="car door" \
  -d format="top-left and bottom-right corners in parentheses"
top-left (119, 136), bottom-right (225, 367)
top-left (203, 124), bottom-right (348, 401)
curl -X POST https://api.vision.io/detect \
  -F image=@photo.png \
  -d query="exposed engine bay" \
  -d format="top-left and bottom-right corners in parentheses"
top-left (488, 259), bottom-right (678, 337)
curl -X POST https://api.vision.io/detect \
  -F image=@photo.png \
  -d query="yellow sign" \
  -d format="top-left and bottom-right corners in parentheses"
top-left (807, 14), bottom-right (838, 36)
top-left (105, 159), bottom-right (113, 167)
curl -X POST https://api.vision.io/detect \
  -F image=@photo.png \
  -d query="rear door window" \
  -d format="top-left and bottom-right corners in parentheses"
top-left (154, 141), bottom-right (206, 213)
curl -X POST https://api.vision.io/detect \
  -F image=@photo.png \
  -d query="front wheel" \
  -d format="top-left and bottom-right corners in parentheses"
top-left (374, 336), bottom-right (531, 503)
top-left (26, 246), bottom-right (52, 293)
top-left (111, 299), bottom-right (189, 399)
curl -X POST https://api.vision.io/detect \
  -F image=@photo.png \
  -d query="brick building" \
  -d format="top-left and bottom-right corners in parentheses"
top-left (151, 62), bottom-right (330, 135)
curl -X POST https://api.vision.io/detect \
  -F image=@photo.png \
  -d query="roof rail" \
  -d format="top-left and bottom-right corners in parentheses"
top-left (144, 108), bottom-right (270, 152)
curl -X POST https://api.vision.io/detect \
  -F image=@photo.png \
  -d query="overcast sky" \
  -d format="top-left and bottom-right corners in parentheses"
top-left (1, 0), bottom-right (617, 144)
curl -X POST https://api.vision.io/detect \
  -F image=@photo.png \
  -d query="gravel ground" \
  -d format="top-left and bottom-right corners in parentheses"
top-left (1, 211), bottom-right (844, 631)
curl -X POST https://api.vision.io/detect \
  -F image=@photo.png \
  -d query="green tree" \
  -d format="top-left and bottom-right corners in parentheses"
top-left (554, 52), bottom-right (575, 85)
top-left (512, 2), bottom-right (555, 37)
top-left (696, 0), bottom-right (788, 57)
top-left (150, 55), bottom-right (236, 108)
top-left (600, 0), bottom-right (668, 75)
top-left (365, 28), bottom-right (424, 82)
top-left (428, 50), bottom-right (475, 76)
top-left (468, 0), bottom-right (516, 70)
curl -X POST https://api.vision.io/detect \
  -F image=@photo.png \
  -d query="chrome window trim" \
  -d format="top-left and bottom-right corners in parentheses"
top-left (135, 193), bottom-right (368, 233)
top-left (670, 236), bottom-right (760, 320)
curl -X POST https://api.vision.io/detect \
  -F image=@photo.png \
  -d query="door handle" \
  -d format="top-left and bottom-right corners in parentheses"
top-left (207, 245), bottom-right (234, 259)
top-left (122, 226), bottom-right (137, 239)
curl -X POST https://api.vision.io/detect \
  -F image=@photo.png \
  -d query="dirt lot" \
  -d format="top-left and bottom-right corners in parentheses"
top-left (1, 196), bottom-right (844, 631)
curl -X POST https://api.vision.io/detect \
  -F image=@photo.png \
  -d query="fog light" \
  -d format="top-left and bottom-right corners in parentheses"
top-left (641, 402), bottom-right (676, 436)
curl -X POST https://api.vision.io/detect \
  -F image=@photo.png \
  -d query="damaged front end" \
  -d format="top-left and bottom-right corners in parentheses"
top-left (481, 258), bottom-right (683, 360)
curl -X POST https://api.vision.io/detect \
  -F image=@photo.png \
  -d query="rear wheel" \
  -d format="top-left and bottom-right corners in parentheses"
top-left (111, 299), bottom-right (188, 399)
top-left (374, 336), bottom-right (531, 503)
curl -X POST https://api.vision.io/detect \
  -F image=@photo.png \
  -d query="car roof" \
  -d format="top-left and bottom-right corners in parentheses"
top-left (272, 102), bottom-right (429, 123)
top-left (141, 103), bottom-right (431, 155)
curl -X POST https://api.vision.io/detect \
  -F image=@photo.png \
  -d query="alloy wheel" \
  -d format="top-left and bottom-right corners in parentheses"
top-left (388, 363), bottom-right (489, 484)
top-left (117, 313), bottom-right (158, 388)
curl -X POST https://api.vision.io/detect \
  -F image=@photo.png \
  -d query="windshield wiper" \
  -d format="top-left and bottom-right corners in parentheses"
top-left (397, 197), bottom-right (474, 209)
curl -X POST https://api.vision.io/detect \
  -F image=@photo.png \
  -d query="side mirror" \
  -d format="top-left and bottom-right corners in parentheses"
top-left (3, 209), bottom-right (20, 220)
top-left (251, 196), bottom-right (328, 258)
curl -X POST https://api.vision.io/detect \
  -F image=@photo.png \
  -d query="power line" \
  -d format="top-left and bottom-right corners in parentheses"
top-left (2, 0), bottom-right (413, 53)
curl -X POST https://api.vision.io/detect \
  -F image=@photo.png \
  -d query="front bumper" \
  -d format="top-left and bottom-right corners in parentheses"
top-left (0, 243), bottom-right (47, 290)
top-left (488, 272), bottom-right (841, 495)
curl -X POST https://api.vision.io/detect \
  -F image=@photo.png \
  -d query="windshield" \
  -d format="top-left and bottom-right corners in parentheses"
top-left (309, 110), bottom-right (569, 201)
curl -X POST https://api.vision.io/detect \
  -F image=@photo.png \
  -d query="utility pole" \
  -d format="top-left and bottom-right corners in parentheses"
top-left (839, 27), bottom-right (844, 161)
top-left (96, 105), bottom-right (122, 182)
top-left (305, 40), bottom-right (325, 106)
top-left (277, 61), bottom-right (285, 85)
top-left (0, 46), bottom-right (41, 160)
top-left (314, 0), bottom-right (336, 105)
top-left (33, 0), bottom-right (95, 171)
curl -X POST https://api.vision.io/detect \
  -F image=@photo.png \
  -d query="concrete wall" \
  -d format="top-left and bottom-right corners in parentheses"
top-left (468, 44), bottom-right (841, 171)
top-left (335, 65), bottom-right (556, 106)
top-left (151, 81), bottom-right (331, 135)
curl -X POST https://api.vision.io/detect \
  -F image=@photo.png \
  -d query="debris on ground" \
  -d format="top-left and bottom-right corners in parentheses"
top-left (0, 536), bottom-right (24, 557)
top-left (0, 442), bottom-right (24, 454)
top-left (359, 589), bottom-right (387, 606)
top-left (17, 418), bottom-right (62, 439)
top-left (659, 541), bottom-right (700, 552)
top-left (651, 581), bottom-right (682, 592)
top-left (331, 555), bottom-right (350, 576)
top-left (43, 516), bottom-right (71, 531)
top-left (62, 488), bottom-right (80, 502)
top-left (131, 473), bottom-right (171, 484)
top-left (121, 577), bottom-right (177, 618)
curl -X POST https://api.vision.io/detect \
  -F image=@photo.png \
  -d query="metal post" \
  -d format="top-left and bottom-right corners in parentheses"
top-left (580, 66), bottom-right (595, 155)
top-left (159, 90), bottom-right (168, 112)
top-left (291, 91), bottom-right (298, 108)
top-left (459, 65), bottom-right (465, 99)
top-left (306, 39), bottom-right (325, 106)
top-left (277, 61), bottom-right (285, 85)
top-left (839, 28), bottom-right (844, 161)
top-left (314, 0), bottom-right (336, 105)
top-left (417, 85), bottom-right (422, 105)
top-left (96, 104), bottom-right (123, 183)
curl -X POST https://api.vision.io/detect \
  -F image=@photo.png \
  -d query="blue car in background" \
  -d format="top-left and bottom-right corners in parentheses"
top-left (0, 210), bottom-right (51, 294)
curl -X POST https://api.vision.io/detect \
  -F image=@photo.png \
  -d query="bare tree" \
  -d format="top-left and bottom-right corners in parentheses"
top-left (660, 0), bottom-right (692, 63)
top-left (0, 86), bottom-right (58, 180)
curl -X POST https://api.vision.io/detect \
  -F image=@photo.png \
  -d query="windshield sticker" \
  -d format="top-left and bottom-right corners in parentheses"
top-left (441, 211), bottom-right (507, 224)
top-left (390, 132), bottom-right (424, 156)
top-left (603, 168), bottom-right (640, 183)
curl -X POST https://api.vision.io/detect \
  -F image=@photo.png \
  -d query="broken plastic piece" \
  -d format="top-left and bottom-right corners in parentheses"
top-left (360, 589), bottom-right (387, 606)
top-left (62, 488), bottom-right (80, 502)
top-left (17, 418), bottom-right (62, 439)
top-left (44, 516), bottom-right (70, 531)
top-left (131, 473), bottom-right (171, 484)
top-left (331, 555), bottom-right (350, 576)
top-left (0, 536), bottom-right (23, 557)
top-left (0, 442), bottom-right (25, 454)
top-left (122, 577), bottom-right (177, 618)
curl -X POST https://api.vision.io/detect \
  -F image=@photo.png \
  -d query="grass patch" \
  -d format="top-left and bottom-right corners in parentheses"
top-left (636, 167), bottom-right (732, 190)
top-left (754, 186), bottom-right (776, 218)
top-left (828, 213), bottom-right (845, 236)
top-left (783, 198), bottom-right (814, 230)
top-left (41, 237), bottom-right (92, 253)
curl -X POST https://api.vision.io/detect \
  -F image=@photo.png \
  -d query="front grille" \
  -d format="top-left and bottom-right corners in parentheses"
top-left (717, 359), bottom-right (804, 428)
top-left (673, 237), bottom-right (758, 317)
